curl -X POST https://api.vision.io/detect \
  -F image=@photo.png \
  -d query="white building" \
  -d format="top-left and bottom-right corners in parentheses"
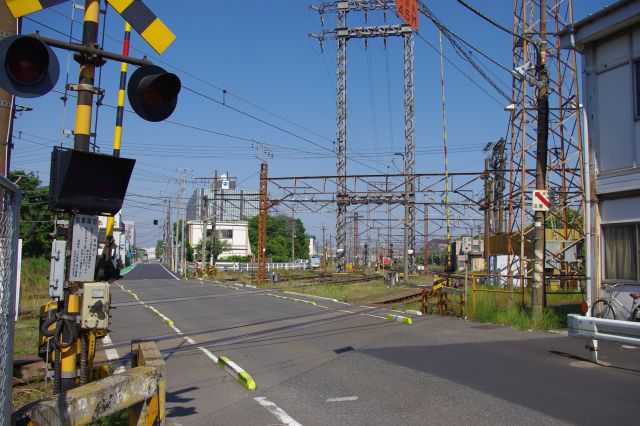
top-left (560, 0), bottom-right (640, 311)
top-left (187, 220), bottom-right (252, 259)
top-left (308, 235), bottom-right (317, 257)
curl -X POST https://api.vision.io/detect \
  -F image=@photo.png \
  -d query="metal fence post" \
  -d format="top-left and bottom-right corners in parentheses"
top-left (0, 175), bottom-right (21, 423)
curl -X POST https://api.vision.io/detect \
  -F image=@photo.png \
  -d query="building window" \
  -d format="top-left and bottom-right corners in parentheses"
top-left (218, 229), bottom-right (233, 239)
top-left (603, 223), bottom-right (638, 281)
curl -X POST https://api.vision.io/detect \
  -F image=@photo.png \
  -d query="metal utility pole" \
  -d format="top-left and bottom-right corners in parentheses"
top-left (291, 206), bottom-right (296, 262)
top-left (201, 194), bottom-right (207, 273)
top-left (353, 213), bottom-right (359, 271)
top-left (484, 158), bottom-right (491, 264)
top-left (532, 5), bottom-right (549, 321)
top-left (211, 170), bottom-right (218, 265)
top-left (334, 3), bottom-right (348, 272)
top-left (258, 163), bottom-right (268, 285)
top-left (403, 23), bottom-right (416, 278)
top-left (181, 169), bottom-right (187, 276)
top-left (423, 201), bottom-right (428, 274)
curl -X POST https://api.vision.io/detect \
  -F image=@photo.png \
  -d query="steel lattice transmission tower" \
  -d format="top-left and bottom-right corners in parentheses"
top-left (311, 1), bottom-right (416, 274)
top-left (504, 0), bottom-right (585, 278)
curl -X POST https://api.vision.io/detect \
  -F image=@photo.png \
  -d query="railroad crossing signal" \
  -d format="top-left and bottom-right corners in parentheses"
top-left (127, 64), bottom-right (180, 122)
top-left (0, 0), bottom-right (180, 121)
top-left (0, 35), bottom-right (59, 97)
top-left (532, 189), bottom-right (551, 212)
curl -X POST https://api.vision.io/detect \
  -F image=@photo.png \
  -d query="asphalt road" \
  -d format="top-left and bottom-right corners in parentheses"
top-left (105, 262), bottom-right (639, 425)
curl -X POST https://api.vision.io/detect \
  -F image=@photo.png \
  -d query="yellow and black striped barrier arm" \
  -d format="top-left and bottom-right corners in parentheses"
top-left (106, 0), bottom-right (175, 54)
top-left (5, 0), bottom-right (67, 17)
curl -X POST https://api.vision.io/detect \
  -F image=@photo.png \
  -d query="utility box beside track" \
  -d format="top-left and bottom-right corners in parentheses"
top-left (80, 282), bottom-right (110, 330)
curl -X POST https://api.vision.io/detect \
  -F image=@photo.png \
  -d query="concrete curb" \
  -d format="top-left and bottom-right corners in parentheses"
top-left (219, 356), bottom-right (257, 391)
top-left (386, 314), bottom-right (413, 325)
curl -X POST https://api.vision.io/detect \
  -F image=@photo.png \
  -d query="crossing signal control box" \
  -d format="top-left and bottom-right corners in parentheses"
top-left (80, 282), bottom-right (110, 330)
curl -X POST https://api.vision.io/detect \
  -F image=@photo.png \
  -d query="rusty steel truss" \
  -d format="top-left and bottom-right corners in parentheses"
top-left (260, 172), bottom-right (486, 273)
top-left (500, 0), bottom-right (585, 278)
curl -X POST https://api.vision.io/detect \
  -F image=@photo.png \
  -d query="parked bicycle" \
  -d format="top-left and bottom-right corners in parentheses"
top-left (591, 283), bottom-right (640, 321)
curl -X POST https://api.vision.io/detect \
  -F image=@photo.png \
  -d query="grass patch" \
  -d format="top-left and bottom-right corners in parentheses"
top-left (12, 379), bottom-right (52, 411)
top-left (13, 318), bottom-right (40, 357)
top-left (89, 410), bottom-right (129, 425)
top-left (470, 286), bottom-right (583, 330)
top-left (18, 257), bottom-right (49, 318)
top-left (281, 279), bottom-right (409, 304)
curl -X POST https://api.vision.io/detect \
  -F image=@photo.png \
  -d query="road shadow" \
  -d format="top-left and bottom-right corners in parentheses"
top-left (165, 386), bottom-right (198, 418)
top-left (360, 337), bottom-right (639, 425)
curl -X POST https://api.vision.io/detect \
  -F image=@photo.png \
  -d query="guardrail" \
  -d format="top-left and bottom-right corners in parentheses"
top-left (567, 314), bottom-right (640, 363)
top-left (12, 341), bottom-right (165, 425)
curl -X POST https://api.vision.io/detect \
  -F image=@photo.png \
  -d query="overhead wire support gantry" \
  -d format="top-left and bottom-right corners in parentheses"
top-left (310, 1), bottom-right (417, 277)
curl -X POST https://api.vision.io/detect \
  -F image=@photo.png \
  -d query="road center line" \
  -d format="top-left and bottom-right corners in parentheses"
top-left (326, 396), bottom-right (358, 403)
top-left (254, 397), bottom-right (303, 426)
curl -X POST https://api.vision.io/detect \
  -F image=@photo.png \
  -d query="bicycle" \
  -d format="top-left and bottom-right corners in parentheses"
top-left (591, 283), bottom-right (640, 321)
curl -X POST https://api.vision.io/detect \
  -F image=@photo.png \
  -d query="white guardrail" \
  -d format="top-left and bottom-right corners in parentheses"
top-left (567, 314), bottom-right (640, 363)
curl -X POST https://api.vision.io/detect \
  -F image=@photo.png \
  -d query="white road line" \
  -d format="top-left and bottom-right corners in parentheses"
top-left (160, 263), bottom-right (181, 280)
top-left (102, 334), bottom-right (125, 374)
top-left (362, 313), bottom-right (387, 320)
top-left (254, 397), bottom-right (303, 426)
top-left (326, 396), bottom-right (358, 403)
top-left (198, 346), bottom-right (219, 364)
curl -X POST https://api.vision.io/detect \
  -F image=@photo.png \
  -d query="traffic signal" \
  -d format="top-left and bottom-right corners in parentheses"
top-left (128, 64), bottom-right (181, 122)
top-left (0, 35), bottom-right (59, 98)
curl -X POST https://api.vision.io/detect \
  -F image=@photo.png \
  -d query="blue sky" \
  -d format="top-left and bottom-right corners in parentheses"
top-left (11, 0), bottom-right (609, 247)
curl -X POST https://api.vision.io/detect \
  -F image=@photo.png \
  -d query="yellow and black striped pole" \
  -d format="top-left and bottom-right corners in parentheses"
top-left (105, 22), bottom-right (131, 241)
top-left (60, 0), bottom-right (101, 393)
top-left (113, 22), bottom-right (130, 158)
top-left (73, 0), bottom-right (100, 152)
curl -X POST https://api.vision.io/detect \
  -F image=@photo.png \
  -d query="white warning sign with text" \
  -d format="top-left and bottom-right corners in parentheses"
top-left (69, 214), bottom-right (99, 282)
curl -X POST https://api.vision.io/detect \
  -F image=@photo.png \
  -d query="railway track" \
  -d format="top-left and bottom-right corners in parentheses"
top-left (374, 291), bottom-right (424, 305)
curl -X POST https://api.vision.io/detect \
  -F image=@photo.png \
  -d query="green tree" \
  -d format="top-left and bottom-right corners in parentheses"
top-left (248, 215), bottom-right (309, 262)
top-left (9, 170), bottom-right (53, 257)
top-left (195, 238), bottom-right (230, 263)
top-left (155, 240), bottom-right (163, 259)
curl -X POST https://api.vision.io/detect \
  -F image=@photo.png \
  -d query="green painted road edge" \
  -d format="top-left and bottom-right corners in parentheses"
top-left (386, 313), bottom-right (413, 325)
top-left (120, 264), bottom-right (138, 276)
top-left (219, 356), bottom-right (257, 391)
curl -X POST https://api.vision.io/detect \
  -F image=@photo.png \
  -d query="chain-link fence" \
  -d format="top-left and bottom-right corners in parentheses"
top-left (0, 175), bottom-right (21, 423)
